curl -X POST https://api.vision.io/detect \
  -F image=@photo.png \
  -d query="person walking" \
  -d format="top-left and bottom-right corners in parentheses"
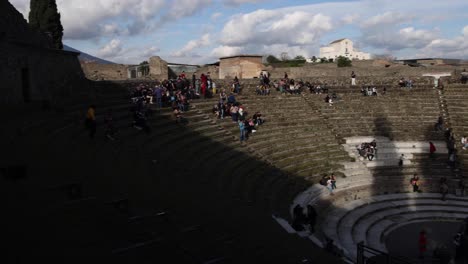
top-left (85, 105), bottom-right (96, 139)
top-left (351, 71), bottom-right (357, 86)
top-left (410, 174), bottom-right (420, 192)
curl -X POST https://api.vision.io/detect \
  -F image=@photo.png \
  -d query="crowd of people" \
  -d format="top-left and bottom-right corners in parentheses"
top-left (356, 140), bottom-right (377, 161)
top-left (319, 173), bottom-right (338, 194)
top-left (360, 86), bottom-right (380, 96)
top-left (211, 92), bottom-right (265, 142)
top-left (398, 77), bottom-right (414, 88)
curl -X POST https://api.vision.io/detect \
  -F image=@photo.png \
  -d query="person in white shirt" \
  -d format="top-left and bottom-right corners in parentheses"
top-left (461, 136), bottom-right (468, 150)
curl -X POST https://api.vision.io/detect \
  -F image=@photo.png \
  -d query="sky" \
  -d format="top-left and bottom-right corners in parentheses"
top-left (10, 0), bottom-right (468, 65)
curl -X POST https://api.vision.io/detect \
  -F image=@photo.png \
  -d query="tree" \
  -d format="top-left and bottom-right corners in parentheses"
top-left (311, 56), bottom-right (317, 63)
top-left (294, 55), bottom-right (306, 60)
top-left (29, 0), bottom-right (64, 49)
top-left (337, 56), bottom-right (352, 67)
top-left (320, 57), bottom-right (328, 63)
top-left (138, 61), bottom-right (150, 76)
top-left (266, 55), bottom-right (280, 64)
top-left (280, 52), bottom-right (289, 61)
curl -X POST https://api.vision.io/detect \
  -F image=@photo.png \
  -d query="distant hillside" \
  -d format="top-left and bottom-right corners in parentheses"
top-left (63, 45), bottom-right (115, 64)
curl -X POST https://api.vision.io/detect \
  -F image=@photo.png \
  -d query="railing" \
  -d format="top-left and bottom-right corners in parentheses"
top-left (356, 243), bottom-right (442, 264)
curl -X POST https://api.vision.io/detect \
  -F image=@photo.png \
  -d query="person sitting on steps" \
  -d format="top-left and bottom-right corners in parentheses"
top-left (410, 174), bottom-right (420, 192)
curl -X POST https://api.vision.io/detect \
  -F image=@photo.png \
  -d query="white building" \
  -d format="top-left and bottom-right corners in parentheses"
top-left (319, 38), bottom-right (371, 61)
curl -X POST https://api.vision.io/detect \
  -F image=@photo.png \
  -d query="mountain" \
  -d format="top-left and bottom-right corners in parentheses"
top-left (63, 45), bottom-right (115, 64)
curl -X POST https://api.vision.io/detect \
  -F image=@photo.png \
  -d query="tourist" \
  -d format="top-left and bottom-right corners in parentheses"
top-left (85, 105), bottom-right (96, 139)
top-left (461, 136), bottom-right (468, 150)
top-left (448, 151), bottom-right (457, 169)
top-left (410, 174), bottom-right (420, 192)
top-left (173, 107), bottom-right (182, 124)
top-left (351, 71), bottom-right (356, 86)
top-left (429, 141), bottom-right (437, 159)
top-left (218, 102), bottom-right (225, 119)
top-left (306, 205), bottom-right (317, 234)
top-left (330, 173), bottom-right (337, 190)
top-left (292, 204), bottom-right (305, 231)
top-left (200, 73), bottom-right (207, 98)
top-left (319, 175), bottom-right (328, 186)
top-left (326, 177), bottom-right (333, 194)
top-left (440, 182), bottom-right (449, 201)
top-left (212, 104), bottom-right (220, 118)
top-left (253, 112), bottom-right (264, 126)
top-left (153, 84), bottom-right (163, 111)
top-left (230, 104), bottom-right (239, 122)
top-left (435, 116), bottom-right (444, 131)
top-left (238, 120), bottom-right (246, 142)
top-left (219, 89), bottom-right (227, 103)
top-left (399, 154), bottom-right (405, 167)
top-left (227, 93), bottom-right (236, 105)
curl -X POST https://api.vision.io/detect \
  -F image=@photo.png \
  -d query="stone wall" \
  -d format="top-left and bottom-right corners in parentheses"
top-left (0, 0), bottom-right (88, 106)
top-left (219, 56), bottom-right (263, 79)
top-left (194, 65), bottom-right (220, 79)
top-left (149, 56), bottom-right (168, 80)
top-left (81, 62), bottom-right (128, 81)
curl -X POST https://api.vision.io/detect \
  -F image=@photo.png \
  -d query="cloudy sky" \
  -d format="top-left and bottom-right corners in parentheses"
top-left (10, 0), bottom-right (468, 64)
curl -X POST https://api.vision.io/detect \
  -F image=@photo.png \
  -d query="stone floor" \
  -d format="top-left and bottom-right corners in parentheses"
top-left (386, 221), bottom-right (462, 260)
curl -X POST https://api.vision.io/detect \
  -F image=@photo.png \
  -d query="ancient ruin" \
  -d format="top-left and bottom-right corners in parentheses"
top-left (4, 0), bottom-right (468, 263)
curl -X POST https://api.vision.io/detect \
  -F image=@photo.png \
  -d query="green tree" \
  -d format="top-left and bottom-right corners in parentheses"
top-left (337, 56), bottom-right (352, 67)
top-left (29, 0), bottom-right (64, 49)
top-left (294, 55), bottom-right (305, 60)
top-left (320, 57), bottom-right (328, 63)
top-left (266, 55), bottom-right (280, 64)
top-left (138, 61), bottom-right (150, 76)
top-left (311, 56), bottom-right (317, 63)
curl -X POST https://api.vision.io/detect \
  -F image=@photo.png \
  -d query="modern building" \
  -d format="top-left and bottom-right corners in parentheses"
top-left (396, 58), bottom-right (461, 66)
top-left (219, 55), bottom-right (263, 79)
top-left (319, 38), bottom-right (371, 61)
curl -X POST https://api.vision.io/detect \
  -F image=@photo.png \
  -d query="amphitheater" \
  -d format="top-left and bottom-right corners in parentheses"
top-left (4, 66), bottom-right (468, 263)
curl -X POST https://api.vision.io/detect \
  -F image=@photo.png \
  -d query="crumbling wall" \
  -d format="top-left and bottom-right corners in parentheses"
top-left (81, 63), bottom-right (128, 81)
top-left (149, 56), bottom-right (168, 80)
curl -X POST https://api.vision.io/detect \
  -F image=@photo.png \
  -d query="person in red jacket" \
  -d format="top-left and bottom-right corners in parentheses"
top-left (200, 73), bottom-right (207, 97)
top-left (429, 141), bottom-right (437, 159)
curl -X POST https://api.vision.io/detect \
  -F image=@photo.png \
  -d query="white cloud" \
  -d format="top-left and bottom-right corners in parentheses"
top-left (98, 39), bottom-right (123, 58)
top-left (211, 12), bottom-right (222, 21)
top-left (341, 14), bottom-right (360, 25)
top-left (167, 0), bottom-right (212, 19)
top-left (220, 10), bottom-right (332, 47)
top-left (362, 11), bottom-right (413, 28)
top-left (172, 34), bottom-right (212, 57)
top-left (143, 46), bottom-right (161, 58)
top-left (419, 25), bottom-right (468, 58)
top-left (224, 0), bottom-right (266, 6)
top-left (10, 0), bottom-right (29, 15)
top-left (56, 0), bottom-right (165, 39)
top-left (211, 45), bottom-right (244, 58)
